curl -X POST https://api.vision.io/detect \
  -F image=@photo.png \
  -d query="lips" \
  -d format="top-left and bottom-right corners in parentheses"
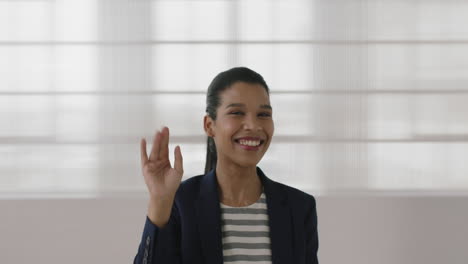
top-left (234, 136), bottom-right (265, 150)
top-left (234, 136), bottom-right (264, 141)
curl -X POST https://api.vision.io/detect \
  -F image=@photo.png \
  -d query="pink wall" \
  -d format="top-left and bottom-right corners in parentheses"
top-left (1, 195), bottom-right (467, 264)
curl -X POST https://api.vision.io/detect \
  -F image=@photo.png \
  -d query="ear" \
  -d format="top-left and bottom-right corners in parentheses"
top-left (203, 115), bottom-right (215, 137)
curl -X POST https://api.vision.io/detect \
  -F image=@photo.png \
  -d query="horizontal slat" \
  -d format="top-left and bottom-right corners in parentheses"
top-left (3, 89), bottom-right (468, 95)
top-left (0, 143), bottom-right (204, 192)
top-left (154, 0), bottom-right (468, 41)
top-left (3, 40), bottom-right (468, 45)
top-left (4, 135), bottom-right (468, 145)
top-left (1, 44), bottom-right (468, 92)
top-left (1, 143), bottom-right (467, 192)
top-left (0, 0), bottom-right (97, 41)
top-left (1, 94), bottom-right (468, 139)
top-left (2, 0), bottom-right (468, 41)
top-left (367, 143), bottom-right (468, 189)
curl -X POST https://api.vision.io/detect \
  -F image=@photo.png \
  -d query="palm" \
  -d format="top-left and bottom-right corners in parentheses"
top-left (140, 127), bottom-right (183, 200)
top-left (143, 160), bottom-right (181, 198)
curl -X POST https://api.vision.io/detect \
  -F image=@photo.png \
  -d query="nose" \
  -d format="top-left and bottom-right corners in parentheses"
top-left (243, 113), bottom-right (261, 131)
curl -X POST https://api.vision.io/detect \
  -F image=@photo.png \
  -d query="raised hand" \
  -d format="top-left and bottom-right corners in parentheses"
top-left (140, 127), bottom-right (183, 226)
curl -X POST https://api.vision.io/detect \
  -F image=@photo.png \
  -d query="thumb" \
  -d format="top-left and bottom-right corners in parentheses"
top-left (174, 145), bottom-right (184, 174)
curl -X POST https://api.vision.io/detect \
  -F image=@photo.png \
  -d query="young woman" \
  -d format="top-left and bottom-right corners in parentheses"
top-left (134, 67), bottom-right (319, 264)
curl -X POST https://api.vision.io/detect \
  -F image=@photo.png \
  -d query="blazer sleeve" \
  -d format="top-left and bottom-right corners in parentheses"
top-left (134, 203), bottom-right (182, 264)
top-left (305, 196), bottom-right (319, 264)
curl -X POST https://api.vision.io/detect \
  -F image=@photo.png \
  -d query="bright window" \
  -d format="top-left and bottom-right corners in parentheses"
top-left (1, 0), bottom-right (468, 197)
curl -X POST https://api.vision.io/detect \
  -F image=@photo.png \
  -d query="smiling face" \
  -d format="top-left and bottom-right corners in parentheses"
top-left (204, 81), bottom-right (274, 169)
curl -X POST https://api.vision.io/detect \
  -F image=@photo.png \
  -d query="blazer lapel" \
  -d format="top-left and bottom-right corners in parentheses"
top-left (194, 167), bottom-right (294, 264)
top-left (195, 170), bottom-right (224, 264)
top-left (258, 167), bottom-right (294, 264)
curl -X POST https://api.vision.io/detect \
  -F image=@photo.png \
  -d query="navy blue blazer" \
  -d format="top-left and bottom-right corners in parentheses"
top-left (134, 167), bottom-right (319, 264)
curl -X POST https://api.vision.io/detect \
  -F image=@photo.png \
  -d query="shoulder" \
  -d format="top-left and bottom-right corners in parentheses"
top-left (172, 174), bottom-right (206, 203)
top-left (258, 166), bottom-right (317, 211)
top-left (259, 167), bottom-right (315, 206)
top-left (273, 180), bottom-right (316, 207)
top-left (271, 181), bottom-right (318, 225)
top-left (180, 174), bottom-right (205, 188)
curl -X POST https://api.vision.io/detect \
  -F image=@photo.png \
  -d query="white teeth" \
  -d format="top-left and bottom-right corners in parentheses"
top-left (238, 139), bottom-right (261, 147)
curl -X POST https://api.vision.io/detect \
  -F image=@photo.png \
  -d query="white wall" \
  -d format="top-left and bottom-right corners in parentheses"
top-left (2, 195), bottom-right (467, 264)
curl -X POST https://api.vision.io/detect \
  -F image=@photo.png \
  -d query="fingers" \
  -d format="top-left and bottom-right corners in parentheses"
top-left (140, 138), bottom-right (148, 167)
top-left (149, 130), bottom-right (161, 161)
top-left (159, 127), bottom-right (170, 161)
top-left (174, 145), bottom-right (184, 174)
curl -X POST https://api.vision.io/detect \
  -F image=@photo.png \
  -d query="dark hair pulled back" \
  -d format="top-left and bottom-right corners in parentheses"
top-left (204, 67), bottom-right (270, 174)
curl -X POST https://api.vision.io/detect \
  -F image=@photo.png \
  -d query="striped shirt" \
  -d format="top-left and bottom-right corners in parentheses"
top-left (220, 192), bottom-right (272, 264)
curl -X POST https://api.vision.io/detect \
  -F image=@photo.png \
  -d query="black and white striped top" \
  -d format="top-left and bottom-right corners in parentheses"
top-left (220, 192), bottom-right (272, 264)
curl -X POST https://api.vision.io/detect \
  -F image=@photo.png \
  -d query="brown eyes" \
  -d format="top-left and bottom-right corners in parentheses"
top-left (258, 112), bottom-right (272, 117)
top-left (228, 111), bottom-right (271, 117)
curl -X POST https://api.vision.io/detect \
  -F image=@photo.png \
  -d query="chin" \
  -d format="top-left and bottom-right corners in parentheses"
top-left (235, 157), bottom-right (263, 168)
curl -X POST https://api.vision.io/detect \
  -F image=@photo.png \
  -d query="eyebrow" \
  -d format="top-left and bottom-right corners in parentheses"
top-left (225, 103), bottom-right (273, 110)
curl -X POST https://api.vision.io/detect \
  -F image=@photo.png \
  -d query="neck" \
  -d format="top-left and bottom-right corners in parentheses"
top-left (215, 162), bottom-right (262, 207)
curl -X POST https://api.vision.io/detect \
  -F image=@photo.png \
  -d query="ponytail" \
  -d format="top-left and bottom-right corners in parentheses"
top-left (204, 136), bottom-right (217, 174)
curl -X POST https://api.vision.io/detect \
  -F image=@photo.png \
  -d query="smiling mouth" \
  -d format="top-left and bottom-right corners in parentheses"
top-left (234, 139), bottom-right (265, 147)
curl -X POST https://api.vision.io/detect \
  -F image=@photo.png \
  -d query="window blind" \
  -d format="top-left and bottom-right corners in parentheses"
top-left (1, 0), bottom-right (468, 197)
